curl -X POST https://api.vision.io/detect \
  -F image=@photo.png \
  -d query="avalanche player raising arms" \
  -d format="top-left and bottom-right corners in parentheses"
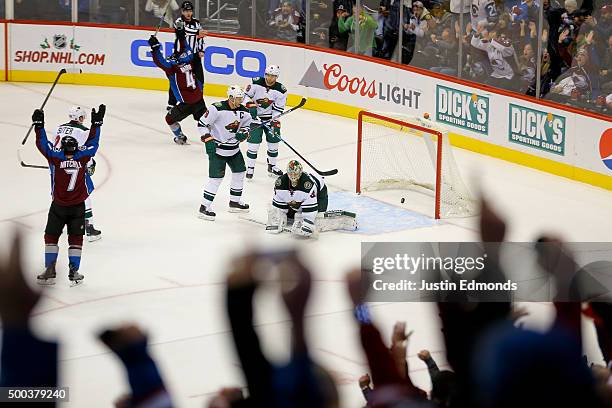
top-left (197, 85), bottom-right (252, 220)
top-left (244, 64), bottom-right (287, 179)
top-left (149, 21), bottom-right (206, 145)
top-left (53, 106), bottom-right (102, 242)
top-left (266, 160), bottom-right (357, 238)
top-left (33, 104), bottom-right (105, 286)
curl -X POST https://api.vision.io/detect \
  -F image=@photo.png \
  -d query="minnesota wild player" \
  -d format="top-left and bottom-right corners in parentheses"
top-left (266, 160), bottom-right (357, 237)
top-left (244, 64), bottom-right (287, 179)
top-left (197, 85), bottom-right (252, 220)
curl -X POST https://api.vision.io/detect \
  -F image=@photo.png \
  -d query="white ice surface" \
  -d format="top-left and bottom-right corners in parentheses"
top-left (0, 82), bottom-right (611, 407)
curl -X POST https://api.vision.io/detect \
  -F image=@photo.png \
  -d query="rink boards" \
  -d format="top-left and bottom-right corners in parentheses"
top-left (0, 20), bottom-right (610, 190)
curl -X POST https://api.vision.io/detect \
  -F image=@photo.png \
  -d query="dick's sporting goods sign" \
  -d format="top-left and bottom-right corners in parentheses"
top-left (508, 104), bottom-right (566, 156)
top-left (435, 85), bottom-right (489, 135)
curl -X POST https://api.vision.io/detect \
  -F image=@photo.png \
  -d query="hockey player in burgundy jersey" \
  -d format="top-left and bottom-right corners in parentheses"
top-left (52, 106), bottom-right (102, 242)
top-left (149, 22), bottom-right (206, 145)
top-left (33, 104), bottom-right (105, 286)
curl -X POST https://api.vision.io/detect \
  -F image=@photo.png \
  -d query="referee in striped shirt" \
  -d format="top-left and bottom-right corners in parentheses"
top-left (168, 1), bottom-right (206, 110)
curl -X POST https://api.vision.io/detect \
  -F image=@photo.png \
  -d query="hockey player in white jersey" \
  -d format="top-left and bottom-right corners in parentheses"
top-left (470, 0), bottom-right (498, 30)
top-left (52, 106), bottom-right (102, 241)
top-left (244, 64), bottom-right (287, 179)
top-left (266, 160), bottom-right (357, 238)
top-left (197, 85), bottom-right (252, 220)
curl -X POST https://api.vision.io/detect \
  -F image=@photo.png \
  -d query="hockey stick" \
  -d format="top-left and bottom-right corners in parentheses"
top-left (250, 98), bottom-right (338, 177)
top-left (248, 97), bottom-right (307, 133)
top-left (154, 0), bottom-right (174, 35)
top-left (19, 68), bottom-right (82, 169)
top-left (21, 68), bottom-right (66, 146)
top-left (18, 68), bottom-right (67, 169)
top-left (276, 135), bottom-right (338, 177)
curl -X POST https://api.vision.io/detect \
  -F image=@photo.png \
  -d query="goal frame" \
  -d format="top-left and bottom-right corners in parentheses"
top-left (356, 110), bottom-right (444, 219)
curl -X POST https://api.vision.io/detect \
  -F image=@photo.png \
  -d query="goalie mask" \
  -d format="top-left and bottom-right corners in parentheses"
top-left (68, 106), bottom-right (87, 122)
top-left (287, 160), bottom-right (303, 187)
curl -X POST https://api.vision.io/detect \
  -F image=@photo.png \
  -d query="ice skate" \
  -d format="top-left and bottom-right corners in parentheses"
top-left (85, 220), bottom-right (102, 242)
top-left (68, 264), bottom-right (84, 286)
top-left (228, 201), bottom-right (250, 213)
top-left (268, 163), bottom-right (283, 177)
top-left (198, 204), bottom-right (216, 220)
top-left (174, 134), bottom-right (188, 145)
top-left (37, 263), bottom-right (56, 286)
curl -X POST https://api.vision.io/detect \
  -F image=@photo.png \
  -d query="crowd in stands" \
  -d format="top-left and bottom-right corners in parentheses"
top-left (236, 0), bottom-right (611, 114)
top-left (8, 0), bottom-right (611, 114)
top-left (2, 197), bottom-right (612, 407)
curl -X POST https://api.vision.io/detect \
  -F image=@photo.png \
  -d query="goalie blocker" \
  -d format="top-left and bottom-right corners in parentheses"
top-left (266, 160), bottom-right (357, 237)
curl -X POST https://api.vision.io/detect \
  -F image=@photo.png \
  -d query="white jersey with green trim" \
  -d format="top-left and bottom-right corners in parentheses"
top-left (272, 172), bottom-right (325, 225)
top-left (244, 77), bottom-right (287, 121)
top-left (198, 100), bottom-right (252, 157)
top-left (52, 122), bottom-right (94, 167)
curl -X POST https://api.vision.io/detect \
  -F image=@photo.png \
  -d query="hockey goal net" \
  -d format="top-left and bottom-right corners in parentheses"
top-left (356, 111), bottom-right (477, 219)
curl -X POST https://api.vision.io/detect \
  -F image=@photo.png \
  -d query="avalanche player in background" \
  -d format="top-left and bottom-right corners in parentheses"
top-left (52, 106), bottom-right (102, 242)
top-left (33, 104), bottom-right (105, 286)
top-left (167, 1), bottom-right (206, 111)
top-left (149, 22), bottom-right (206, 145)
top-left (266, 160), bottom-right (357, 238)
top-left (197, 85), bottom-right (252, 220)
top-left (244, 65), bottom-right (287, 179)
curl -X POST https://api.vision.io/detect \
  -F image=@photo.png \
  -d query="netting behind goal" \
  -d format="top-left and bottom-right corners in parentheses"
top-left (356, 111), bottom-right (477, 219)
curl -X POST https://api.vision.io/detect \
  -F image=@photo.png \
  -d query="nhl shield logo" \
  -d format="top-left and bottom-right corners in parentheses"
top-left (53, 34), bottom-right (67, 49)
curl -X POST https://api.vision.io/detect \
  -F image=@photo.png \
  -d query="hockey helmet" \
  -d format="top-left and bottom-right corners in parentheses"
top-left (227, 85), bottom-right (246, 99)
top-left (61, 135), bottom-right (79, 155)
top-left (68, 106), bottom-right (87, 122)
top-left (286, 160), bottom-right (303, 187)
top-left (181, 1), bottom-right (194, 11)
top-left (265, 65), bottom-right (281, 77)
top-left (169, 50), bottom-right (192, 65)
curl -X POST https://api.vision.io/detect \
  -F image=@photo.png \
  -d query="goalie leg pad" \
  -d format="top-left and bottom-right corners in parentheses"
top-left (266, 205), bottom-right (287, 234)
top-left (316, 210), bottom-right (358, 232)
top-left (291, 216), bottom-right (315, 238)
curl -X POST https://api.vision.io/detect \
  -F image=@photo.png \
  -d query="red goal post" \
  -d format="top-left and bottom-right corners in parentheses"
top-left (356, 110), bottom-right (476, 220)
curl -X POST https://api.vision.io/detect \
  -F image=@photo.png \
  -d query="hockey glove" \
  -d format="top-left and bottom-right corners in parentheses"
top-left (32, 109), bottom-right (44, 130)
top-left (87, 158), bottom-right (97, 176)
top-left (175, 22), bottom-right (186, 41)
top-left (270, 119), bottom-right (281, 138)
top-left (236, 127), bottom-right (250, 142)
top-left (201, 134), bottom-right (216, 155)
top-left (91, 104), bottom-right (106, 127)
top-left (148, 35), bottom-right (161, 50)
top-left (245, 102), bottom-right (258, 119)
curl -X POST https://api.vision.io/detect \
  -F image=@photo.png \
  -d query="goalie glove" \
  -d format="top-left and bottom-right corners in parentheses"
top-left (291, 217), bottom-right (314, 238)
top-left (295, 224), bottom-right (314, 238)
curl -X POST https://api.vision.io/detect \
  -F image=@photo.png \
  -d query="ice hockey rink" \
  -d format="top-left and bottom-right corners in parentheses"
top-left (1, 82), bottom-right (611, 407)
